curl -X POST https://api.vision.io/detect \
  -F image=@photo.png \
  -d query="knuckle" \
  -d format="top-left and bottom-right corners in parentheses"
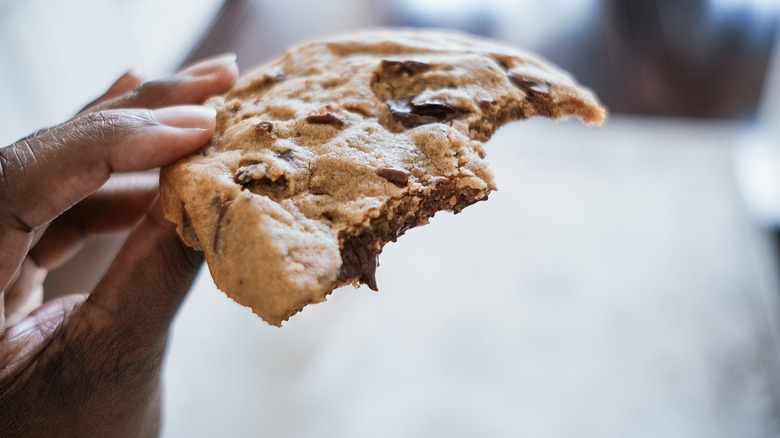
top-left (74, 109), bottom-right (156, 145)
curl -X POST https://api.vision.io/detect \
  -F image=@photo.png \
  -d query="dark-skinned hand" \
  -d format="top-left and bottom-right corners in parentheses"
top-left (0, 53), bottom-right (238, 437)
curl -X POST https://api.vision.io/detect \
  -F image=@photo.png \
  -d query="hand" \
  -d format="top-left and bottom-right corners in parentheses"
top-left (0, 54), bottom-right (238, 437)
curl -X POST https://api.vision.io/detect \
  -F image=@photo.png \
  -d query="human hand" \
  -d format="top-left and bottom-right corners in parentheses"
top-left (0, 54), bottom-right (238, 437)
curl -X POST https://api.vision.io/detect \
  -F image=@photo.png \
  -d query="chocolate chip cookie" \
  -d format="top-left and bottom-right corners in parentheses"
top-left (160, 29), bottom-right (606, 326)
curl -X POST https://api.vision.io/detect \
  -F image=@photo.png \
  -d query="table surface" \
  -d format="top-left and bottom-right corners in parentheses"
top-left (163, 114), bottom-right (780, 438)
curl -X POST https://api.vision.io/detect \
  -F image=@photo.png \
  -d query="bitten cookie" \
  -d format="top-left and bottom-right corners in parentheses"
top-left (160, 29), bottom-right (606, 326)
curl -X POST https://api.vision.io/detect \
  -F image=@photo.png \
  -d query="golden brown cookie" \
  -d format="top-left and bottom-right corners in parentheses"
top-left (160, 29), bottom-right (606, 326)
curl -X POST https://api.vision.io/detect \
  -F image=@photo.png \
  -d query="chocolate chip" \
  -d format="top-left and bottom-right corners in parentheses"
top-left (306, 113), bottom-right (346, 127)
top-left (213, 198), bottom-right (234, 253)
top-left (377, 167), bottom-right (409, 186)
top-left (380, 59), bottom-right (431, 75)
top-left (255, 121), bottom-right (273, 133)
top-left (235, 163), bottom-right (265, 185)
top-left (254, 121), bottom-right (277, 140)
top-left (386, 98), bottom-right (464, 128)
top-left (510, 76), bottom-right (551, 95)
top-left (508, 73), bottom-right (551, 96)
top-left (508, 74), bottom-right (554, 115)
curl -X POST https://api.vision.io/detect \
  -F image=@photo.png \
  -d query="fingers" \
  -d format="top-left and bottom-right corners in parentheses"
top-left (77, 198), bottom-right (202, 342)
top-left (80, 69), bottom-right (145, 113)
top-left (0, 106), bottom-right (215, 290)
top-left (1, 293), bottom-right (86, 365)
top-left (3, 258), bottom-right (46, 327)
top-left (30, 173), bottom-right (159, 269)
top-left (1, 106), bottom-right (214, 231)
top-left (89, 53), bottom-right (238, 112)
top-left (0, 199), bottom-right (197, 437)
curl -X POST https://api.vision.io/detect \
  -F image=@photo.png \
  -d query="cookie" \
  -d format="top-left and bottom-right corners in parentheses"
top-left (160, 29), bottom-right (606, 326)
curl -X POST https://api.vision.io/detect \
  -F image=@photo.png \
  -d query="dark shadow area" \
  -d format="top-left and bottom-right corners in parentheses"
top-left (545, 0), bottom-right (778, 119)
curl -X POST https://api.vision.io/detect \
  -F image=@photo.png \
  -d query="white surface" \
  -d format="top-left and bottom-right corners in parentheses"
top-left (0, 0), bottom-right (224, 145)
top-left (734, 129), bottom-right (780, 227)
top-left (163, 115), bottom-right (780, 438)
top-left (734, 23), bottom-right (780, 227)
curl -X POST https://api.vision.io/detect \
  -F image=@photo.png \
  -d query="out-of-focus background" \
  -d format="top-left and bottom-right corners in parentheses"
top-left (3, 0), bottom-right (780, 436)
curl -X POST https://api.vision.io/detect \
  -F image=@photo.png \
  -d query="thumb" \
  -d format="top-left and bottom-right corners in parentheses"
top-left (72, 198), bottom-right (202, 346)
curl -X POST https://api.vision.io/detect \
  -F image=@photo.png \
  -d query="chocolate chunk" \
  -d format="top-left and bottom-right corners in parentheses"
top-left (181, 204), bottom-right (191, 229)
top-left (254, 121), bottom-right (277, 140)
top-left (338, 236), bottom-right (379, 291)
top-left (386, 98), bottom-right (464, 128)
top-left (508, 74), bottom-right (554, 116)
top-left (306, 113), bottom-right (346, 127)
top-left (510, 76), bottom-right (551, 95)
top-left (255, 121), bottom-right (273, 133)
top-left (235, 163), bottom-right (265, 185)
top-left (508, 73), bottom-right (552, 97)
top-left (380, 59), bottom-right (431, 75)
top-left (377, 167), bottom-right (409, 186)
top-left (212, 198), bottom-right (234, 253)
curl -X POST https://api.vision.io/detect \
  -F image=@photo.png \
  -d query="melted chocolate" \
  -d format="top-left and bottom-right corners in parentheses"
top-left (337, 185), bottom-right (489, 290)
top-left (337, 236), bottom-right (379, 291)
top-left (386, 98), bottom-right (464, 128)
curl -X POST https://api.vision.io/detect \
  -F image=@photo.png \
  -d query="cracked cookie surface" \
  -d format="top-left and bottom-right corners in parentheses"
top-left (160, 29), bottom-right (606, 326)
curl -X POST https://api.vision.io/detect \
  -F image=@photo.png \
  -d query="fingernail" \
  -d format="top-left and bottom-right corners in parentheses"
top-left (152, 105), bottom-right (216, 129)
top-left (177, 53), bottom-right (237, 77)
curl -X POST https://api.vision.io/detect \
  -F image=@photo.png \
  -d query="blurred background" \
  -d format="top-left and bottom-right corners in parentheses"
top-left (2, 0), bottom-right (780, 436)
